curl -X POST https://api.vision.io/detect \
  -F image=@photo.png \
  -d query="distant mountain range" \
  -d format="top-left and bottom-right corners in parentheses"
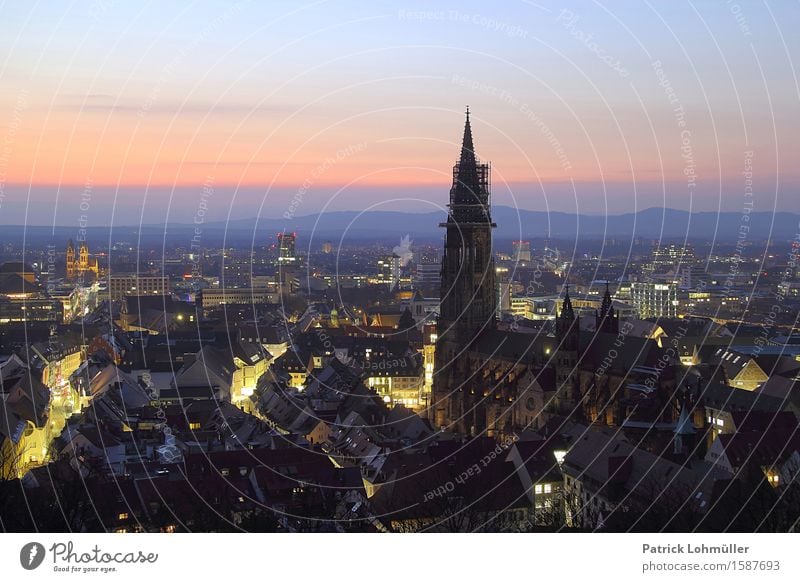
top-left (6, 206), bottom-right (799, 245)
top-left (205, 206), bottom-right (800, 241)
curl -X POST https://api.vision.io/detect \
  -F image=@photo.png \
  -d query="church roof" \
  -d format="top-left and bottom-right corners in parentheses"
top-left (470, 328), bottom-right (545, 362)
top-left (0, 273), bottom-right (41, 294)
top-left (0, 262), bottom-right (35, 274)
top-left (579, 330), bottom-right (664, 372)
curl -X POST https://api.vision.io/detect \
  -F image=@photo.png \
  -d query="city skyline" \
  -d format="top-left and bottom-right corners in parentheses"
top-left (1, 1), bottom-right (799, 227)
top-left (3, 0), bottom-right (800, 551)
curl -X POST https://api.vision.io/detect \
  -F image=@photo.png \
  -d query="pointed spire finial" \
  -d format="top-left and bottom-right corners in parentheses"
top-left (600, 280), bottom-right (613, 317)
top-left (560, 280), bottom-right (575, 320)
top-left (459, 106), bottom-right (476, 170)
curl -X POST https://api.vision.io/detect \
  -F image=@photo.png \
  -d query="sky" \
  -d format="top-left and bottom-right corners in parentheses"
top-left (0, 0), bottom-right (798, 227)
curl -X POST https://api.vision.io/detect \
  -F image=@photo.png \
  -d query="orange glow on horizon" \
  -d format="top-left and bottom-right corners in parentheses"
top-left (2, 100), bottom-right (792, 197)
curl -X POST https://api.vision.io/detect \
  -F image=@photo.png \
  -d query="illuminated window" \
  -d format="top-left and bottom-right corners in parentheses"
top-left (189, 422), bottom-right (201, 430)
top-left (118, 512), bottom-right (129, 520)
top-left (534, 484), bottom-right (543, 494)
top-left (544, 483), bottom-right (552, 494)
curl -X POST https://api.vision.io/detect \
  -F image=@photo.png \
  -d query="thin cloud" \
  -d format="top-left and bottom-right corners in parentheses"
top-left (53, 95), bottom-right (291, 115)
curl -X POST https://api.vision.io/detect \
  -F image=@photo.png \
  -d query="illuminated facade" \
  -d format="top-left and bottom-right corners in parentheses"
top-left (631, 281), bottom-right (678, 318)
top-left (365, 357), bottom-right (424, 408)
top-left (277, 232), bottom-right (298, 265)
top-left (108, 274), bottom-right (169, 299)
top-left (66, 239), bottom-right (100, 281)
top-left (377, 254), bottom-right (400, 289)
top-left (421, 323), bottom-right (436, 407)
top-left (646, 243), bottom-right (695, 275)
top-left (412, 261), bottom-right (440, 289)
top-left (512, 240), bottom-right (532, 263)
top-left (199, 287), bottom-right (279, 311)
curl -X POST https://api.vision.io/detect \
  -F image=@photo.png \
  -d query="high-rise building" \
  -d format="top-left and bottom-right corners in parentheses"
top-left (277, 232), bottom-right (297, 265)
top-left (107, 274), bottom-right (169, 299)
top-left (377, 254), bottom-right (400, 289)
top-left (413, 248), bottom-right (441, 264)
top-left (497, 278), bottom-right (512, 313)
top-left (647, 243), bottom-right (695, 274)
top-left (512, 240), bottom-right (532, 263)
top-left (221, 255), bottom-right (252, 288)
top-left (631, 281), bottom-right (678, 318)
top-left (413, 261), bottom-right (441, 289)
top-left (678, 265), bottom-right (708, 290)
top-left (433, 108), bottom-right (497, 428)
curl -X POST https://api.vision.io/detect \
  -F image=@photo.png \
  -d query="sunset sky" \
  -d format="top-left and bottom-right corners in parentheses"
top-left (1, 0), bottom-right (798, 226)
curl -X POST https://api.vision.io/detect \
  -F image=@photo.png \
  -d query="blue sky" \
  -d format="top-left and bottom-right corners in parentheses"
top-left (1, 0), bottom-right (798, 225)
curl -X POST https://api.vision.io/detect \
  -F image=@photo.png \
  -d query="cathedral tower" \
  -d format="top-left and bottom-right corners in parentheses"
top-left (595, 281), bottom-right (619, 334)
top-left (66, 239), bottom-right (76, 280)
top-left (79, 242), bottom-right (89, 270)
top-left (432, 108), bottom-right (497, 430)
top-left (554, 284), bottom-right (580, 414)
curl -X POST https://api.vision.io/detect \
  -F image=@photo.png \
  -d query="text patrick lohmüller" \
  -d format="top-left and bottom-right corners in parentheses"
top-left (643, 543), bottom-right (749, 555)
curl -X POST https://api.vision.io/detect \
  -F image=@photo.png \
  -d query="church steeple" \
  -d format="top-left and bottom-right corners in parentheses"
top-left (66, 239), bottom-right (75, 280)
top-left (600, 281), bottom-right (613, 316)
top-left (459, 106), bottom-right (476, 169)
top-left (433, 108), bottom-right (498, 431)
top-left (437, 107), bottom-right (496, 333)
top-left (554, 281), bottom-right (580, 413)
top-left (596, 280), bottom-right (619, 334)
top-left (673, 396), bottom-right (696, 457)
top-left (556, 282), bottom-right (579, 352)
top-left (448, 107), bottom-right (492, 221)
top-left (560, 283), bottom-right (575, 321)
